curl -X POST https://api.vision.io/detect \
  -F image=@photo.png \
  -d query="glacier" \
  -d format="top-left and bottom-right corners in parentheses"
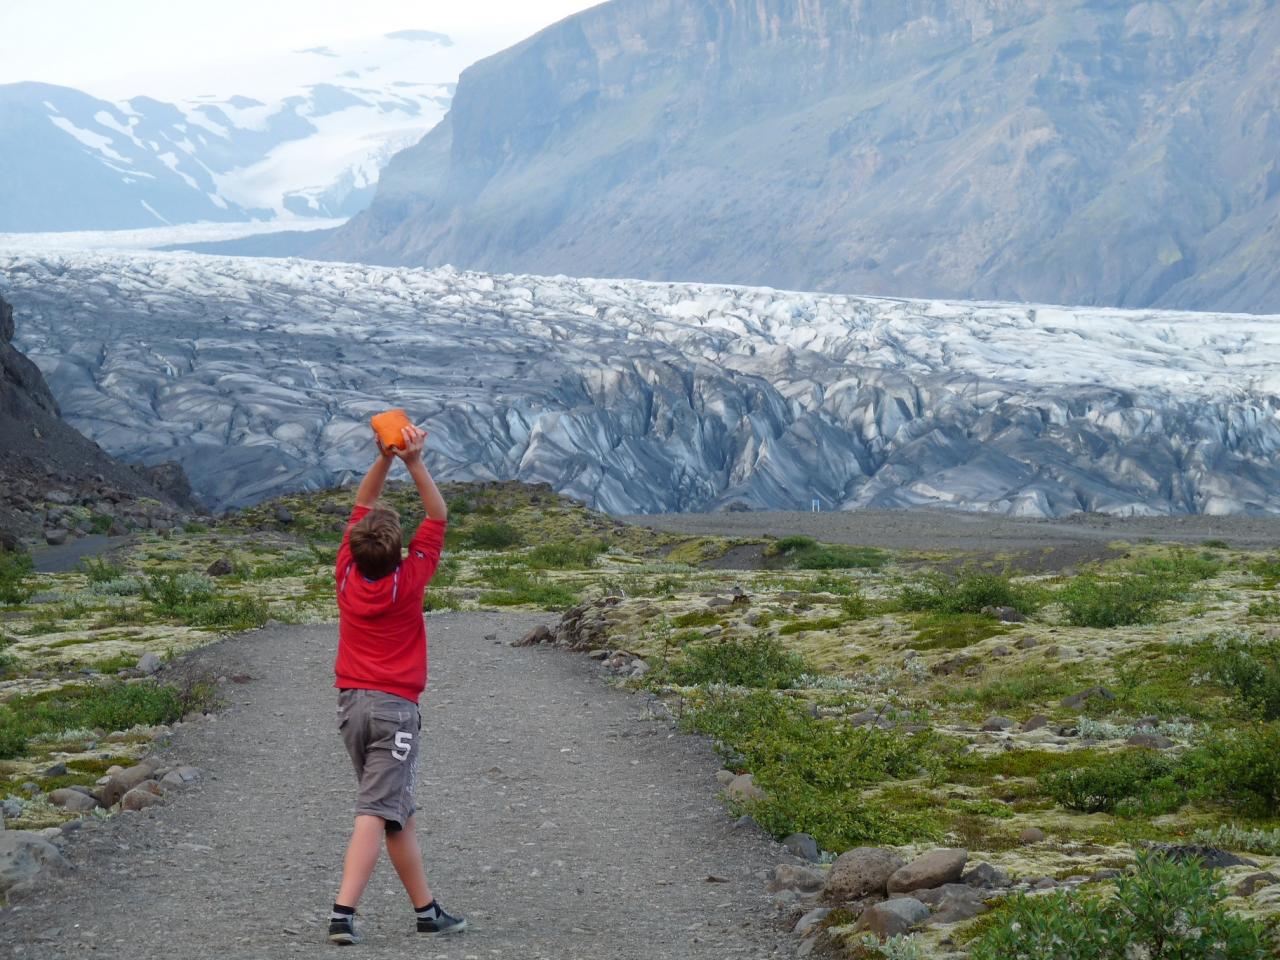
top-left (1, 250), bottom-right (1279, 517)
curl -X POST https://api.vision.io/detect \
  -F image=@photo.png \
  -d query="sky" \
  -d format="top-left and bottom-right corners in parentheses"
top-left (0, 0), bottom-right (603, 99)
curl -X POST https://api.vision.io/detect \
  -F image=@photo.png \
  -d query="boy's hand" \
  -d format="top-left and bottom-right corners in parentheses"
top-left (395, 425), bottom-right (427, 464)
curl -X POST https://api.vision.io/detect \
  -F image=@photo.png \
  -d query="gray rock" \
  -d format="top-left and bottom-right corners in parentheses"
top-left (1234, 872), bottom-right (1279, 897)
top-left (715, 769), bottom-right (737, 787)
top-left (887, 849), bottom-right (968, 893)
top-left (794, 906), bottom-right (831, 937)
top-left (1, 799), bottom-right (23, 819)
top-left (980, 605), bottom-right (1025, 623)
top-left (47, 789), bottom-right (98, 812)
top-left (43, 528), bottom-right (68, 546)
top-left (1020, 714), bottom-right (1050, 732)
top-left (1061, 686), bottom-right (1115, 709)
top-left (1146, 844), bottom-right (1256, 870)
top-left (120, 783), bottom-right (163, 812)
top-left (98, 758), bottom-right (162, 807)
top-left (824, 847), bottom-right (905, 902)
top-left (963, 862), bottom-right (1010, 888)
top-left (273, 505), bottom-right (294, 524)
top-left (855, 897), bottom-right (930, 937)
top-left (42, 762), bottom-right (68, 777)
top-left (769, 863), bottom-right (825, 893)
top-left (0, 830), bottom-right (69, 895)
top-left (1019, 827), bottom-right (1046, 845)
top-left (980, 715), bottom-right (1015, 732)
top-left (1032, 877), bottom-right (1058, 890)
top-left (206, 556), bottom-right (233, 577)
top-left (916, 883), bottom-right (991, 924)
top-left (783, 832), bottom-right (821, 862)
top-left (1015, 636), bottom-right (1039, 650)
top-left (161, 771), bottom-right (185, 787)
top-left (136, 652), bottom-right (163, 676)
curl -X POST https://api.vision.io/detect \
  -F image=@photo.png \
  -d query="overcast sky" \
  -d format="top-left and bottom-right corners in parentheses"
top-left (0, 0), bottom-right (602, 99)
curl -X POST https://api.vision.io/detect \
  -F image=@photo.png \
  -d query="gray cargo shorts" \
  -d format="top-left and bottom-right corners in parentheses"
top-left (336, 688), bottom-right (421, 832)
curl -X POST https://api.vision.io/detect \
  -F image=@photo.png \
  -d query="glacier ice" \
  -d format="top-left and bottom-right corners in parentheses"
top-left (1, 250), bottom-right (1278, 517)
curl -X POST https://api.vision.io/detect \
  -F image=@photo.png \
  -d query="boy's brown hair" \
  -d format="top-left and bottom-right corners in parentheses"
top-left (348, 503), bottom-right (402, 579)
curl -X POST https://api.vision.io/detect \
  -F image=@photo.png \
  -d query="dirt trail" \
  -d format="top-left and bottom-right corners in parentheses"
top-left (0, 612), bottom-right (793, 960)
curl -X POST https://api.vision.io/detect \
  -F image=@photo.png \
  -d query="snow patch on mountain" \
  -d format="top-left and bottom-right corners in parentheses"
top-left (2, 250), bottom-right (1278, 516)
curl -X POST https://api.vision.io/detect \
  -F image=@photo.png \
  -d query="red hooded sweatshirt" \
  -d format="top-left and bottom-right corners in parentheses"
top-left (334, 505), bottom-right (446, 703)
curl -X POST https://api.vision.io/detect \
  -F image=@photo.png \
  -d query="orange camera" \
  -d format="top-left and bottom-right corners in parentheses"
top-left (370, 409), bottom-right (416, 450)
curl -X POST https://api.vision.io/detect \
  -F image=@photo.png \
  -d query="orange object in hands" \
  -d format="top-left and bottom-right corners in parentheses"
top-left (370, 409), bottom-right (416, 450)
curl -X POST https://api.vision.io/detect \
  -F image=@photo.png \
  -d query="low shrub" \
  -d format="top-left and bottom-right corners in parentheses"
top-left (1192, 723), bottom-right (1280, 816)
top-left (681, 690), bottom-right (942, 849)
top-left (898, 570), bottom-right (1039, 617)
top-left (673, 609), bottom-right (721, 628)
top-left (0, 549), bottom-right (34, 605)
top-left (79, 555), bottom-right (124, 583)
top-left (778, 616), bottom-right (845, 636)
top-left (1202, 635), bottom-right (1280, 720)
top-left (466, 522), bottom-right (522, 549)
top-left (144, 572), bottom-right (268, 630)
top-left (669, 637), bottom-right (807, 688)
top-left (476, 565), bottom-right (577, 610)
top-left (767, 537), bottom-right (888, 570)
top-left (1056, 574), bottom-right (1178, 628)
top-left (1192, 823), bottom-right (1280, 857)
top-left (0, 678), bottom-right (217, 759)
top-left (1128, 548), bottom-right (1222, 583)
top-left (526, 540), bottom-right (606, 570)
top-left (1041, 749), bottom-right (1184, 815)
top-left (909, 612), bottom-right (1009, 650)
top-left (967, 850), bottom-right (1268, 960)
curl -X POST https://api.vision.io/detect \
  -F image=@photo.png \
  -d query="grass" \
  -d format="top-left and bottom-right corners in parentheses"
top-left (765, 536), bottom-right (888, 570)
top-left (79, 556), bottom-right (124, 583)
top-left (465, 522), bottom-right (522, 550)
top-left (144, 572), bottom-right (269, 630)
top-left (1056, 573), bottom-right (1182, 627)
top-left (476, 565), bottom-right (578, 610)
top-left (0, 549), bottom-right (34, 604)
top-left (909, 612), bottom-right (1011, 650)
top-left (525, 539), bottom-right (606, 570)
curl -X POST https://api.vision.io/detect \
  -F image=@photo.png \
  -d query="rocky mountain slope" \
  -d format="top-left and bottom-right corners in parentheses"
top-left (3, 251), bottom-right (1278, 517)
top-left (0, 293), bottom-right (198, 547)
top-left (0, 32), bottom-right (461, 231)
top-left (318, 0), bottom-right (1280, 314)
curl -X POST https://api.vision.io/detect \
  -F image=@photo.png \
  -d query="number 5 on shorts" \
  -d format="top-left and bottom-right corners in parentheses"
top-left (392, 731), bottom-right (413, 761)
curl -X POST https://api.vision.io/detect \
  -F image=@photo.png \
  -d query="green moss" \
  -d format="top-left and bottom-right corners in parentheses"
top-left (672, 609), bottom-right (722, 628)
top-left (909, 612), bottom-right (1011, 650)
top-left (778, 616), bottom-right (845, 635)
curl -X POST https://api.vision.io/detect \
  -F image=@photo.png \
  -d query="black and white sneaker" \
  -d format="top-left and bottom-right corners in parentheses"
top-left (417, 902), bottom-right (467, 935)
top-left (328, 912), bottom-right (362, 945)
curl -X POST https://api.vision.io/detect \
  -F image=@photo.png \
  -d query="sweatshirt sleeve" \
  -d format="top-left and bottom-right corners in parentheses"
top-left (401, 517), bottom-right (447, 593)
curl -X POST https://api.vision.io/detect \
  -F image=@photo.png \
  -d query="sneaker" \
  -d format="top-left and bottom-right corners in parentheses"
top-left (417, 903), bottom-right (467, 935)
top-left (328, 912), bottom-right (362, 945)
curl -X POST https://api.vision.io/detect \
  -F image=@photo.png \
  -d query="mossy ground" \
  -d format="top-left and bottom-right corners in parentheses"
top-left (1, 482), bottom-right (1278, 949)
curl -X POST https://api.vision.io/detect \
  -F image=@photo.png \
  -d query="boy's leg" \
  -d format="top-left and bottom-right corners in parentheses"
top-left (385, 813), bottom-right (433, 906)
top-left (336, 814), bottom-right (387, 907)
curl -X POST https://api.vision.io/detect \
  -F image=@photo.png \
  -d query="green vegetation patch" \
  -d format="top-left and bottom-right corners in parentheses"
top-left (0, 549), bottom-right (34, 605)
top-left (766, 536), bottom-right (888, 570)
top-left (909, 612), bottom-right (1012, 650)
top-left (898, 570), bottom-right (1040, 617)
top-left (525, 539), bottom-right (607, 570)
top-left (476, 564), bottom-right (578, 610)
top-left (669, 637), bottom-right (807, 689)
top-left (682, 690), bottom-right (943, 849)
top-left (144, 573), bottom-right (269, 630)
top-left (967, 851), bottom-right (1269, 960)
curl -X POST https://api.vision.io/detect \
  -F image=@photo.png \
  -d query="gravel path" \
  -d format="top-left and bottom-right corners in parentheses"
top-left (1, 613), bottom-right (794, 959)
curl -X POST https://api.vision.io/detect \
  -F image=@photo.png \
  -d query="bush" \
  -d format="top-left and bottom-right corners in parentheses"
top-left (1203, 635), bottom-right (1280, 720)
top-left (681, 691), bottom-right (942, 849)
top-left (670, 637), bottom-right (808, 688)
top-left (909, 612), bottom-right (1009, 650)
top-left (968, 850), bottom-right (1268, 960)
top-left (79, 555), bottom-right (124, 583)
top-left (0, 549), bottom-right (34, 605)
top-left (526, 540), bottom-right (606, 569)
top-left (0, 678), bottom-right (217, 759)
top-left (1041, 749), bottom-right (1184, 815)
top-left (1192, 823), bottom-right (1280, 857)
top-left (1056, 574), bottom-right (1177, 628)
top-left (1128, 549), bottom-right (1222, 582)
top-left (1193, 723), bottom-right (1280, 816)
top-left (144, 572), bottom-right (268, 630)
top-left (466, 522), bottom-right (522, 549)
top-left (897, 570), bottom-right (1039, 616)
top-left (476, 564), bottom-right (577, 610)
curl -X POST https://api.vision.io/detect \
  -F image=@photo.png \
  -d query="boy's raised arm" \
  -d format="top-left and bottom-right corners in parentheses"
top-left (354, 442), bottom-right (394, 508)
top-left (395, 426), bottom-right (447, 521)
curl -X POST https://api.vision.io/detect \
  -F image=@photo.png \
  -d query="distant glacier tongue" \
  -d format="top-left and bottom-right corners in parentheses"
top-left (3, 251), bottom-right (1279, 516)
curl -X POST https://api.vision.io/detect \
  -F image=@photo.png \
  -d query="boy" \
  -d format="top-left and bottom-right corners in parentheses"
top-left (327, 422), bottom-right (465, 945)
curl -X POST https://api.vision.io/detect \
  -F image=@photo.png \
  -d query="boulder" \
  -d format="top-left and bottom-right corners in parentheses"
top-left (769, 863), bottom-right (825, 893)
top-left (1061, 686), bottom-right (1115, 709)
top-left (1020, 714), bottom-right (1049, 732)
top-left (205, 556), bottom-right (233, 577)
top-left (714, 769), bottom-right (737, 786)
top-left (98, 758), bottom-right (161, 807)
top-left (980, 715), bottom-right (1015, 732)
top-left (1235, 872), bottom-right (1279, 897)
top-left (121, 783), bottom-right (163, 811)
top-left (824, 847), bottom-right (904, 902)
top-left (855, 897), bottom-right (930, 937)
top-left (1146, 844), bottom-right (1255, 869)
top-left (1126, 733), bottom-right (1174, 749)
top-left (273, 505), bottom-right (294, 525)
top-left (1016, 636), bottom-right (1038, 650)
top-left (136, 652), bottom-right (162, 676)
top-left (783, 832), bottom-right (821, 862)
top-left (42, 762), bottom-right (68, 777)
top-left (963, 862), bottom-right (1010, 888)
top-left (794, 906), bottom-right (831, 937)
top-left (43, 528), bottom-right (68, 546)
top-left (916, 883), bottom-right (990, 924)
top-left (980, 605), bottom-right (1025, 623)
top-left (0, 830), bottom-right (68, 895)
top-left (516, 624), bottom-right (553, 647)
top-left (47, 789), bottom-right (98, 813)
top-left (726, 773), bottom-right (765, 802)
top-left (887, 849), bottom-right (968, 893)
top-left (1019, 827), bottom-right (1046, 845)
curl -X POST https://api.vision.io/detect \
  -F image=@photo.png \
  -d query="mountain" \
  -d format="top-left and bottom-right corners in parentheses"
top-left (0, 293), bottom-right (198, 547)
top-left (3, 250), bottom-right (1279, 517)
top-left (0, 32), bottom-right (462, 231)
top-left (317, 0), bottom-right (1280, 315)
